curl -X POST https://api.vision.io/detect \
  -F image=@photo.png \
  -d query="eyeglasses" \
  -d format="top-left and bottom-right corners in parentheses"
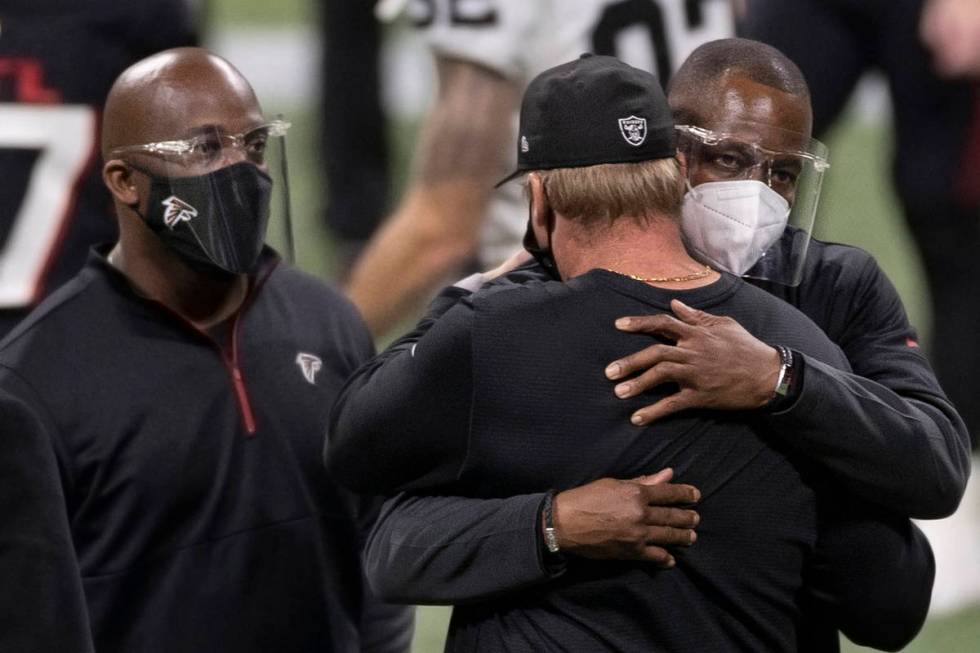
top-left (676, 124), bottom-right (829, 195)
top-left (110, 120), bottom-right (291, 168)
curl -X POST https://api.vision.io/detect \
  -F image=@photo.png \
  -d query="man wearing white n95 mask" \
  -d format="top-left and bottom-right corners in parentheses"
top-left (682, 176), bottom-right (791, 275)
top-left (675, 105), bottom-right (829, 284)
top-left (677, 123), bottom-right (827, 278)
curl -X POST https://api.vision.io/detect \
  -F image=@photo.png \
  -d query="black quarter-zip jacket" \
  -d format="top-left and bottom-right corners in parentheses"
top-left (0, 247), bottom-right (412, 652)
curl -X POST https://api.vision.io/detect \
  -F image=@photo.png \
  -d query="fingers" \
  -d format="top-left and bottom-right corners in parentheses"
top-left (631, 393), bottom-right (693, 425)
top-left (637, 527), bottom-right (698, 565)
top-left (645, 524), bottom-right (698, 548)
top-left (615, 361), bottom-right (687, 398)
top-left (614, 314), bottom-right (694, 341)
top-left (639, 545), bottom-right (676, 567)
top-left (670, 299), bottom-right (729, 328)
top-left (633, 467), bottom-right (673, 485)
top-left (669, 299), bottom-right (704, 324)
top-left (643, 506), bottom-right (700, 531)
top-left (630, 389), bottom-right (698, 425)
top-left (616, 302), bottom-right (731, 337)
top-left (639, 481), bottom-right (701, 506)
top-left (559, 477), bottom-right (700, 566)
top-left (606, 343), bottom-right (685, 382)
top-left (671, 299), bottom-right (739, 332)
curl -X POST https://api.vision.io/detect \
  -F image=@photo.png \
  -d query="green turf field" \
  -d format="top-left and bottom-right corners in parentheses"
top-left (211, 1), bottom-right (979, 650)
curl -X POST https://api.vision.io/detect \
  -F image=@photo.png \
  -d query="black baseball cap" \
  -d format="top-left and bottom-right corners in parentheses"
top-left (496, 53), bottom-right (677, 187)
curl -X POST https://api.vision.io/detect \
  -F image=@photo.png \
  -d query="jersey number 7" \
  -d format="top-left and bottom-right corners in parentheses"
top-left (0, 104), bottom-right (97, 308)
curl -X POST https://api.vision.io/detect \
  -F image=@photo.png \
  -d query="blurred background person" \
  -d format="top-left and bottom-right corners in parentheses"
top-left (737, 0), bottom-right (980, 629)
top-left (738, 0), bottom-right (980, 449)
top-left (0, 0), bottom-right (198, 337)
top-left (921, 0), bottom-right (980, 208)
top-left (318, 0), bottom-right (391, 275)
top-left (921, 0), bottom-right (980, 79)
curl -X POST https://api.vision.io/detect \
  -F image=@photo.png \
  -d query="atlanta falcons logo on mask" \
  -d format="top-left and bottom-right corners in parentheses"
top-left (296, 352), bottom-right (323, 385)
top-left (161, 195), bottom-right (199, 229)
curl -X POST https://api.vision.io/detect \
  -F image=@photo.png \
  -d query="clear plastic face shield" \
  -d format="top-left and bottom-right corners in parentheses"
top-left (675, 122), bottom-right (829, 286)
top-left (110, 119), bottom-right (294, 275)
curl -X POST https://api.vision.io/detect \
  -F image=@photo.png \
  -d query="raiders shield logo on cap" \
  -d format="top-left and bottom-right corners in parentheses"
top-left (618, 116), bottom-right (647, 147)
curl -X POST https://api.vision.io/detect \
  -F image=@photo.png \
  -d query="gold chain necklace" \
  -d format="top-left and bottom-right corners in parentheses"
top-left (605, 264), bottom-right (714, 283)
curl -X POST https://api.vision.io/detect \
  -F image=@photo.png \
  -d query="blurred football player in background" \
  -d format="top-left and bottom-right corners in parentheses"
top-left (739, 0), bottom-right (980, 447)
top-left (921, 0), bottom-right (980, 78)
top-left (0, 0), bottom-right (198, 336)
top-left (319, 0), bottom-right (391, 274)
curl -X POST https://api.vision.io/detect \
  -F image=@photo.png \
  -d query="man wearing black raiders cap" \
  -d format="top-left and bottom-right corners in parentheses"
top-left (494, 53), bottom-right (678, 186)
top-left (327, 54), bottom-right (932, 651)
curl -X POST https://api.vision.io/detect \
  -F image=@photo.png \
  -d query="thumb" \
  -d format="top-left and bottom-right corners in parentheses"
top-left (633, 467), bottom-right (674, 485)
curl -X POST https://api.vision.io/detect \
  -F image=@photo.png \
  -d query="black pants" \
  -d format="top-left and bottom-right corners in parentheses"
top-left (320, 0), bottom-right (390, 247)
top-left (741, 0), bottom-right (980, 447)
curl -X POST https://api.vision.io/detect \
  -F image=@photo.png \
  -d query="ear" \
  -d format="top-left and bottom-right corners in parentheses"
top-left (102, 160), bottom-right (140, 206)
top-left (527, 173), bottom-right (552, 249)
top-left (675, 151), bottom-right (688, 179)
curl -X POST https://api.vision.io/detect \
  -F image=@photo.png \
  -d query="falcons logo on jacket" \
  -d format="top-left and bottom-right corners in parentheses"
top-left (296, 352), bottom-right (323, 385)
top-left (161, 195), bottom-right (199, 229)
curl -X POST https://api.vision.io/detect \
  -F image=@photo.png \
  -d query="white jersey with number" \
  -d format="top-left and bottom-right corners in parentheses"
top-left (408, 0), bottom-right (735, 265)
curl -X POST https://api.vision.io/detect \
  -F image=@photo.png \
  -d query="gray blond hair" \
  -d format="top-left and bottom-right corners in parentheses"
top-left (530, 158), bottom-right (684, 228)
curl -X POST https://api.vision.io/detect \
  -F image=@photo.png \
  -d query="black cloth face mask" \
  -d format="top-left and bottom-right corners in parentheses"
top-left (135, 162), bottom-right (273, 276)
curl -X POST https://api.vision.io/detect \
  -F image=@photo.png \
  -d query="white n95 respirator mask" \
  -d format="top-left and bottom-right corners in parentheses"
top-left (680, 179), bottom-right (791, 276)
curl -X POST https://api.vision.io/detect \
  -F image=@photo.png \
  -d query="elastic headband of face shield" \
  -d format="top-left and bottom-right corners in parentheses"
top-left (676, 122), bottom-right (830, 286)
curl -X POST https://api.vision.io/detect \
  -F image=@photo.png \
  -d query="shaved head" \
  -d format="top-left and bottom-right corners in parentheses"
top-left (101, 47), bottom-right (263, 157)
top-left (668, 38), bottom-right (810, 130)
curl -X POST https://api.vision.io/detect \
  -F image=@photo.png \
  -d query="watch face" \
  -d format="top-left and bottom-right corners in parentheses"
top-left (773, 345), bottom-right (793, 396)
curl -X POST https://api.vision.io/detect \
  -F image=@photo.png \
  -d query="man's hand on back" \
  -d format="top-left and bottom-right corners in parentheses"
top-left (552, 469), bottom-right (700, 567)
top-left (605, 299), bottom-right (781, 425)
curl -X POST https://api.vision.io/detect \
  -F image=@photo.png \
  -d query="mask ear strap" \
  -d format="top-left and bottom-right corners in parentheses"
top-left (522, 216), bottom-right (560, 279)
top-left (522, 192), bottom-right (561, 279)
top-left (684, 177), bottom-right (702, 201)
